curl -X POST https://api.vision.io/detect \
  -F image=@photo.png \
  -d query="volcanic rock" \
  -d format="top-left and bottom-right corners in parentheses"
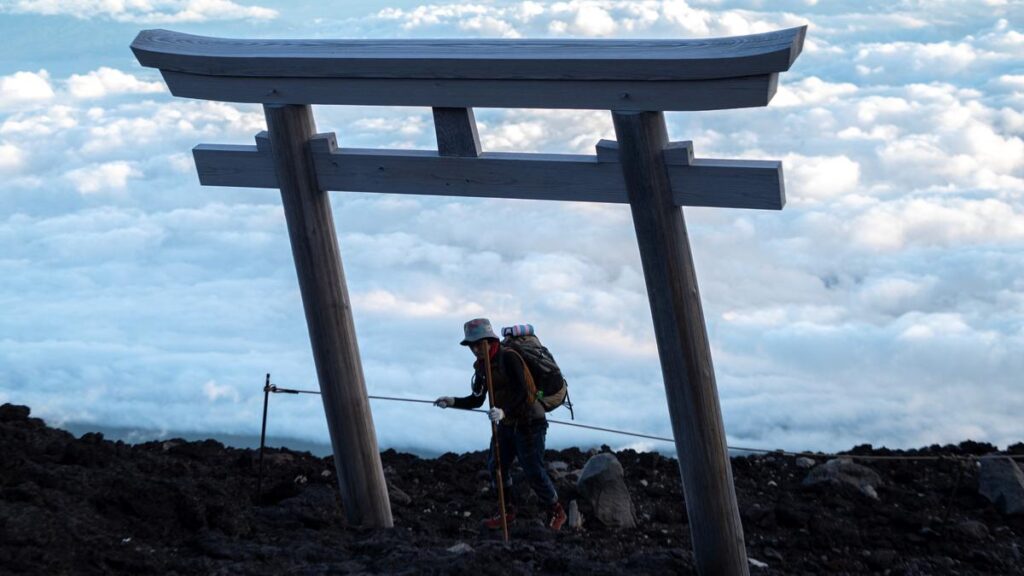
top-left (803, 457), bottom-right (883, 499)
top-left (978, 455), bottom-right (1024, 515)
top-left (956, 520), bottom-right (990, 541)
top-left (577, 452), bottom-right (637, 529)
top-left (795, 456), bottom-right (816, 469)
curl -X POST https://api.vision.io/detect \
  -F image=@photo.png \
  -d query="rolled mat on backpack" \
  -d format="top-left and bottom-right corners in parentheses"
top-left (502, 324), bottom-right (535, 338)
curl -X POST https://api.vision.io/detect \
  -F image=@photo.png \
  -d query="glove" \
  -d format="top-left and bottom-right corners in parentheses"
top-left (434, 396), bottom-right (454, 409)
top-left (489, 407), bottom-right (505, 423)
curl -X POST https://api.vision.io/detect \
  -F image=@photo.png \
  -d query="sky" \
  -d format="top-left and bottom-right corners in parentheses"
top-left (0, 0), bottom-right (1022, 456)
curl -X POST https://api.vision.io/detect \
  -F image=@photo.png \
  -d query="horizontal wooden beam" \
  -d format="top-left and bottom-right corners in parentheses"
top-left (192, 134), bottom-right (783, 210)
top-left (133, 28), bottom-right (806, 81)
top-left (160, 71), bottom-right (779, 111)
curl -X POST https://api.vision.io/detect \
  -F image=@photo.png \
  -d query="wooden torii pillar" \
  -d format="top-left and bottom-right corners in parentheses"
top-left (133, 27), bottom-right (805, 575)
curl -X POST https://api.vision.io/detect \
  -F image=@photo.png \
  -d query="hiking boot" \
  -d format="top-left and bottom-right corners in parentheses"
top-left (482, 507), bottom-right (515, 530)
top-left (547, 501), bottom-right (567, 532)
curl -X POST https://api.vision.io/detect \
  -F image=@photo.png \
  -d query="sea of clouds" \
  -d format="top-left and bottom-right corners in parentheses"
top-left (0, 0), bottom-right (1021, 455)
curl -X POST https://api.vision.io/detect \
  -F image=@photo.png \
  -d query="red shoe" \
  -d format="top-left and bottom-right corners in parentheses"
top-left (548, 502), bottom-right (567, 532)
top-left (482, 507), bottom-right (516, 530)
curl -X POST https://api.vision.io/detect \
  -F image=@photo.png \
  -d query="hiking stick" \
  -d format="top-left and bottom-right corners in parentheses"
top-left (482, 343), bottom-right (510, 543)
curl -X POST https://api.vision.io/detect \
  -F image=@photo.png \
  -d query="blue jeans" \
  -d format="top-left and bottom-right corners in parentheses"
top-left (488, 419), bottom-right (558, 506)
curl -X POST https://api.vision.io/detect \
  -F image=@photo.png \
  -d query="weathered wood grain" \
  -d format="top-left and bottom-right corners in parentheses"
top-left (432, 108), bottom-right (481, 157)
top-left (160, 70), bottom-right (779, 111)
top-left (599, 139), bottom-right (695, 166)
top-left (192, 144), bottom-right (277, 188)
top-left (192, 138), bottom-right (784, 209)
top-left (133, 27), bottom-right (806, 81)
top-left (263, 104), bottom-right (393, 528)
top-left (664, 141), bottom-right (695, 165)
top-left (612, 110), bottom-right (748, 575)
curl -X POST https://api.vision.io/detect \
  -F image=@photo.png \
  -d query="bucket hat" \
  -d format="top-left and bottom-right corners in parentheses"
top-left (461, 318), bottom-right (499, 346)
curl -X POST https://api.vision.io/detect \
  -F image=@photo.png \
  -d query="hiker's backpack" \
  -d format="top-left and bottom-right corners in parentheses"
top-left (501, 324), bottom-right (574, 419)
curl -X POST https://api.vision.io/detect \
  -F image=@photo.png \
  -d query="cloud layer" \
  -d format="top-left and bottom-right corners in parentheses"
top-left (1, 0), bottom-right (1022, 456)
top-left (0, 0), bottom-right (277, 23)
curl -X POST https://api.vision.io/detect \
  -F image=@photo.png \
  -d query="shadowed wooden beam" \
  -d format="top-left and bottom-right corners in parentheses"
top-left (159, 71), bottom-right (780, 111)
top-left (613, 109), bottom-right (748, 575)
top-left (192, 134), bottom-right (784, 210)
top-left (432, 108), bottom-right (482, 157)
top-left (132, 27), bottom-right (804, 110)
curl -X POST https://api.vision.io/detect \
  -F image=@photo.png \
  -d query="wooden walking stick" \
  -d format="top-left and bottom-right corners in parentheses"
top-left (481, 341), bottom-right (510, 543)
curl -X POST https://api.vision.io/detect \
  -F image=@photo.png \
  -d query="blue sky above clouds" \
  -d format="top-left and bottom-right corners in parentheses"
top-left (0, 0), bottom-right (1022, 455)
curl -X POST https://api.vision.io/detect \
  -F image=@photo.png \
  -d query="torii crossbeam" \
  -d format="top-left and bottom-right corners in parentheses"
top-left (133, 26), bottom-right (806, 576)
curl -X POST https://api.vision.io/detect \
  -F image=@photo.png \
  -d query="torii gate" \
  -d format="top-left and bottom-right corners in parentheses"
top-left (133, 26), bottom-right (805, 576)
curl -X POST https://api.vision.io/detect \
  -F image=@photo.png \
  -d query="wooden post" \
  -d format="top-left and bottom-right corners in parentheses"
top-left (263, 104), bottom-right (393, 528)
top-left (612, 110), bottom-right (748, 575)
top-left (432, 107), bottom-right (482, 157)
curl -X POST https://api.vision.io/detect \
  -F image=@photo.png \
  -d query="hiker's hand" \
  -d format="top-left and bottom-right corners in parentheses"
top-left (488, 407), bottom-right (505, 423)
top-left (434, 396), bottom-right (454, 409)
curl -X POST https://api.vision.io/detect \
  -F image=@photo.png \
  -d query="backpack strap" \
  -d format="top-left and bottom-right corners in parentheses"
top-left (505, 348), bottom-right (538, 404)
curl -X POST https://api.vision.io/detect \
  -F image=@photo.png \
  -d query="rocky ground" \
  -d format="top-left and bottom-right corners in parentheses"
top-left (2, 403), bottom-right (1023, 575)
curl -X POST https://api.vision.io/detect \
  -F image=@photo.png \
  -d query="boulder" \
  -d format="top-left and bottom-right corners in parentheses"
top-left (547, 460), bottom-right (570, 480)
top-left (447, 542), bottom-right (473, 555)
top-left (577, 453), bottom-right (636, 528)
top-left (387, 481), bottom-right (412, 506)
top-left (795, 457), bottom-right (816, 469)
top-left (978, 456), bottom-right (1024, 515)
top-left (802, 457), bottom-right (882, 499)
top-left (0, 404), bottom-right (30, 422)
top-left (955, 520), bottom-right (990, 541)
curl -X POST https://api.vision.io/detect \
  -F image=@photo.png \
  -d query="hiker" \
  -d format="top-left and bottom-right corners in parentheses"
top-left (434, 318), bottom-right (567, 532)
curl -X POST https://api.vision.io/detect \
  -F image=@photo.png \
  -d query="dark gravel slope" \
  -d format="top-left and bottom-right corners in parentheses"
top-left (1, 403), bottom-right (1022, 575)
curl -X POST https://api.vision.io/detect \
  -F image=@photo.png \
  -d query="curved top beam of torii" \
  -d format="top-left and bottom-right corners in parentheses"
top-left (131, 26), bottom-right (805, 111)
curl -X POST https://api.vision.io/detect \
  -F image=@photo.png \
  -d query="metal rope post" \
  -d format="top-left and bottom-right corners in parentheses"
top-left (257, 373), bottom-right (270, 504)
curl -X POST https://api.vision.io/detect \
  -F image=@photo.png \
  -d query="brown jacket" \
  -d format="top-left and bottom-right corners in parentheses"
top-left (452, 346), bottom-right (544, 424)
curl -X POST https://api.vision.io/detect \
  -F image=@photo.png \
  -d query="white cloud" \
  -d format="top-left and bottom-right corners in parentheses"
top-left (459, 13), bottom-right (521, 37)
top-left (67, 67), bottom-right (165, 99)
top-left (76, 100), bottom-right (264, 156)
top-left (353, 289), bottom-right (484, 318)
top-left (897, 312), bottom-right (972, 341)
top-left (772, 76), bottom-right (858, 107)
top-left (65, 161), bottom-right (142, 195)
top-left (474, 108), bottom-right (611, 154)
top-left (371, 1), bottom-right (804, 38)
top-left (857, 276), bottom-right (936, 317)
top-left (1, 104), bottom-right (76, 136)
top-left (850, 198), bottom-right (1024, 251)
top-left (0, 142), bottom-right (26, 173)
top-left (854, 96), bottom-right (912, 123)
top-left (203, 379), bottom-right (240, 402)
top-left (2, 0), bottom-right (278, 23)
top-left (996, 74), bottom-right (1024, 90)
top-left (568, 4), bottom-right (618, 36)
top-left (561, 320), bottom-right (658, 359)
top-left (783, 153), bottom-right (861, 202)
top-left (0, 69), bottom-right (54, 110)
top-left (853, 39), bottom-right (1006, 81)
